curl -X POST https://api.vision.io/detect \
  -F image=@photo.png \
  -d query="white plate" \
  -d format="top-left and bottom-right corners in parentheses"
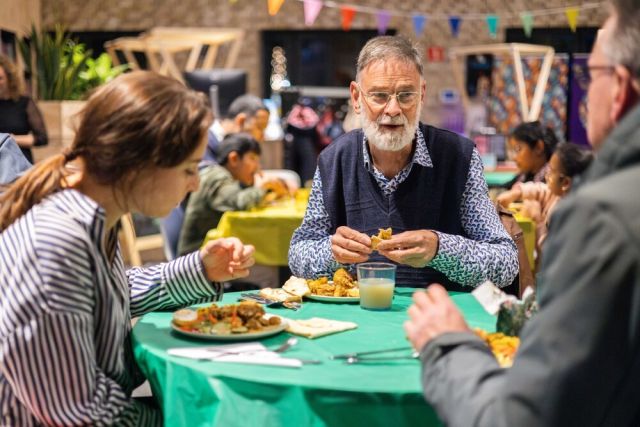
top-left (305, 294), bottom-right (359, 303)
top-left (171, 317), bottom-right (288, 341)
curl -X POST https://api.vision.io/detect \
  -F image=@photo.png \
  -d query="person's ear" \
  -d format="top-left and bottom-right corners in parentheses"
top-left (234, 113), bottom-right (247, 131)
top-left (420, 79), bottom-right (427, 103)
top-left (535, 139), bottom-right (545, 155)
top-left (227, 151), bottom-right (240, 167)
top-left (350, 81), bottom-right (361, 114)
top-left (610, 65), bottom-right (640, 123)
top-left (560, 176), bottom-right (572, 193)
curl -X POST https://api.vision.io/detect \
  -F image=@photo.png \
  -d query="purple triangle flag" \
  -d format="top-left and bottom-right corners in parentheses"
top-left (377, 10), bottom-right (392, 35)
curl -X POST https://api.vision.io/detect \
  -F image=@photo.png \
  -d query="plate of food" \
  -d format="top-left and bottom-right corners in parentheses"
top-left (289, 268), bottom-right (360, 303)
top-left (474, 329), bottom-right (520, 367)
top-left (171, 301), bottom-right (287, 341)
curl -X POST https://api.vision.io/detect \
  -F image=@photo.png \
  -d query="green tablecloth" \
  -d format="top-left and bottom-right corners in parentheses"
top-left (132, 289), bottom-right (495, 427)
top-left (483, 170), bottom-right (517, 187)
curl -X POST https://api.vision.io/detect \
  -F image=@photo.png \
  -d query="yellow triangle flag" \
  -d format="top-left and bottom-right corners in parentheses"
top-left (268, 0), bottom-right (285, 16)
top-left (565, 7), bottom-right (579, 32)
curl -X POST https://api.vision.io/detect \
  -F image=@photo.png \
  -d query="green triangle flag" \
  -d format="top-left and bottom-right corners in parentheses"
top-left (486, 14), bottom-right (499, 38)
top-left (520, 12), bottom-right (534, 38)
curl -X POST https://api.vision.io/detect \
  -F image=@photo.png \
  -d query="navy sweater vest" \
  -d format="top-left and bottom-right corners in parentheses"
top-left (318, 123), bottom-right (474, 290)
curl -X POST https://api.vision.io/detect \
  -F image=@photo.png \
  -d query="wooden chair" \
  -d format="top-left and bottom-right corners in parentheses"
top-left (118, 214), bottom-right (166, 267)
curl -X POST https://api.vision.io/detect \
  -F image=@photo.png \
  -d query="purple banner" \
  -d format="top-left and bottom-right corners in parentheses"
top-left (568, 54), bottom-right (590, 146)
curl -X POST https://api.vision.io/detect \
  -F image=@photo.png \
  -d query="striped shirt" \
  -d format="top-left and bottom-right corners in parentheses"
top-left (289, 128), bottom-right (519, 288)
top-left (0, 190), bottom-right (222, 426)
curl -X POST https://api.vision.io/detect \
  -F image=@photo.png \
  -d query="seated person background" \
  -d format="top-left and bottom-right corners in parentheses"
top-left (0, 133), bottom-right (32, 195)
top-left (508, 120), bottom-right (559, 186)
top-left (498, 142), bottom-right (594, 270)
top-left (288, 36), bottom-right (518, 290)
top-left (178, 133), bottom-right (265, 256)
top-left (0, 54), bottom-right (48, 164)
top-left (205, 95), bottom-right (270, 163)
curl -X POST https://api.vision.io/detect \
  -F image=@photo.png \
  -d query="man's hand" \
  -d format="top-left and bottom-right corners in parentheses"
top-left (200, 238), bottom-right (255, 282)
top-left (331, 226), bottom-right (372, 264)
top-left (404, 284), bottom-right (470, 351)
top-left (376, 230), bottom-right (438, 268)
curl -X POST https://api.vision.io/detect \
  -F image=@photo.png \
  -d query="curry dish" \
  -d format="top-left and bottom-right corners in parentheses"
top-left (172, 302), bottom-right (281, 335)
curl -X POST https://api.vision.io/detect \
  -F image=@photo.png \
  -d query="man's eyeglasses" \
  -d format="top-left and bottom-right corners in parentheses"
top-left (587, 64), bottom-right (615, 81)
top-left (357, 84), bottom-right (420, 109)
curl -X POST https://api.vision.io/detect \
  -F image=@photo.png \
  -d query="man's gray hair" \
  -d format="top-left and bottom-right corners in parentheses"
top-left (356, 36), bottom-right (424, 82)
top-left (604, 0), bottom-right (640, 82)
top-left (227, 94), bottom-right (267, 120)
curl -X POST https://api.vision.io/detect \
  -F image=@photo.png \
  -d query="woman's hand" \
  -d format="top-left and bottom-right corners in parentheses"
top-left (200, 237), bottom-right (255, 282)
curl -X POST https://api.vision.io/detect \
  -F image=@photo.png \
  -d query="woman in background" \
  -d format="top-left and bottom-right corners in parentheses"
top-left (0, 71), bottom-right (254, 426)
top-left (508, 121), bottom-right (559, 185)
top-left (0, 54), bottom-right (48, 163)
top-left (498, 142), bottom-right (593, 270)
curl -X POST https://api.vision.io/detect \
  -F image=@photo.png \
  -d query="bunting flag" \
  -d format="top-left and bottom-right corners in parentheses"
top-left (303, 0), bottom-right (323, 25)
top-left (229, 0), bottom-right (238, 3)
top-left (448, 16), bottom-right (461, 38)
top-left (565, 7), bottom-right (580, 32)
top-left (268, 0), bottom-right (285, 16)
top-left (412, 14), bottom-right (427, 37)
top-left (486, 14), bottom-right (499, 38)
top-left (341, 6), bottom-right (356, 31)
top-left (520, 12), bottom-right (534, 38)
top-left (376, 10), bottom-right (391, 35)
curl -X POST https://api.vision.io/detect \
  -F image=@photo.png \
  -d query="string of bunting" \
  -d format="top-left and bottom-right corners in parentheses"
top-left (256, 0), bottom-right (603, 38)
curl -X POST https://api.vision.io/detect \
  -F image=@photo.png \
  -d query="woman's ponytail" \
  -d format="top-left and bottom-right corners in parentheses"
top-left (0, 153), bottom-right (68, 231)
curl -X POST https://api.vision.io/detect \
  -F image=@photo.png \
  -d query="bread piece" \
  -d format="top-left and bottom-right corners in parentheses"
top-left (370, 227), bottom-right (392, 250)
top-left (259, 287), bottom-right (302, 302)
top-left (282, 276), bottom-right (311, 297)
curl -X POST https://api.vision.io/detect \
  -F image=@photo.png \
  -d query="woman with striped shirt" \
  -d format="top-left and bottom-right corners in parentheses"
top-left (0, 71), bottom-right (255, 426)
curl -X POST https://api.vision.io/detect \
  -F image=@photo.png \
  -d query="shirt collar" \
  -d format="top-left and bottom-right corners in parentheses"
top-left (362, 124), bottom-right (433, 172)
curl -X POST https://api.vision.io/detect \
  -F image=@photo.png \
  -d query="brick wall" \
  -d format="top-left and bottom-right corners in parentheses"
top-left (41, 0), bottom-right (607, 106)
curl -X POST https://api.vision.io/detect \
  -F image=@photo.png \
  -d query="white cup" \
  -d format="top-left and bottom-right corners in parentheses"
top-left (357, 262), bottom-right (396, 311)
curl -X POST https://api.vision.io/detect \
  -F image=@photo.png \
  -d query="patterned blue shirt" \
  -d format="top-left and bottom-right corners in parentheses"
top-left (288, 127), bottom-right (519, 288)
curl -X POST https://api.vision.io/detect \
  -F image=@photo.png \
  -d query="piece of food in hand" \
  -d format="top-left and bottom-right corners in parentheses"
top-left (262, 179), bottom-right (290, 199)
top-left (283, 276), bottom-right (311, 297)
top-left (475, 329), bottom-right (520, 368)
top-left (370, 227), bottom-right (392, 250)
top-left (259, 287), bottom-right (302, 302)
top-left (172, 308), bottom-right (199, 327)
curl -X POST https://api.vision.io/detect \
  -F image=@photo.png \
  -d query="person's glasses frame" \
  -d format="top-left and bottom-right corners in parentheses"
top-left (356, 83), bottom-right (420, 109)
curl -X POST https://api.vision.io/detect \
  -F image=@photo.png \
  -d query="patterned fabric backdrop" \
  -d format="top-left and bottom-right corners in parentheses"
top-left (488, 54), bottom-right (569, 142)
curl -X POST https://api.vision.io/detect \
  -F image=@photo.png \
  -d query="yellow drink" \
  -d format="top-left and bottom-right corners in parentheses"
top-left (359, 278), bottom-right (395, 310)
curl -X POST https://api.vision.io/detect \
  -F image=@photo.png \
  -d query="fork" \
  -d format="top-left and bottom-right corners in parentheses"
top-left (239, 293), bottom-right (301, 311)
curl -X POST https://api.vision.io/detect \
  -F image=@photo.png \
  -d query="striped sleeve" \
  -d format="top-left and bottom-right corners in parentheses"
top-left (128, 251), bottom-right (222, 317)
top-left (0, 217), bottom-right (160, 426)
top-left (1, 313), bottom-right (160, 426)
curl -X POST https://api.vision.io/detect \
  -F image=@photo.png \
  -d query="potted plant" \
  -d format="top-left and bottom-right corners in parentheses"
top-left (18, 25), bottom-right (127, 150)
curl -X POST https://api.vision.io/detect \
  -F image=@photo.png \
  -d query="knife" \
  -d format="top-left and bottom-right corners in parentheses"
top-left (331, 346), bottom-right (414, 360)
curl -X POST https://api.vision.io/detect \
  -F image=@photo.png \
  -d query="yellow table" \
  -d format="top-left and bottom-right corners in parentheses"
top-left (204, 190), bottom-right (309, 266)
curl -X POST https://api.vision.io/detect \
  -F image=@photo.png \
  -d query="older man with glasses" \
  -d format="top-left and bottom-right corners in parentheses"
top-left (289, 35), bottom-right (518, 290)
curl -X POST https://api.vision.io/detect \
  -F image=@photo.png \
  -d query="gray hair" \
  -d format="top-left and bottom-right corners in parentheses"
top-left (604, 0), bottom-right (640, 82)
top-left (227, 94), bottom-right (267, 120)
top-left (355, 36), bottom-right (424, 82)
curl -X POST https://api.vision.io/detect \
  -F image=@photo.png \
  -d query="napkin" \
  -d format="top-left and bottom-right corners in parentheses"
top-left (285, 317), bottom-right (357, 339)
top-left (168, 342), bottom-right (302, 368)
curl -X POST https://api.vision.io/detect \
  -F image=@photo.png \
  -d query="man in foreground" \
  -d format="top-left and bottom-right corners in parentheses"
top-left (405, 1), bottom-right (640, 424)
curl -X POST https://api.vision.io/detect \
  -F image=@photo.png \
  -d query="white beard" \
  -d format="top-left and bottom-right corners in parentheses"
top-left (360, 101), bottom-right (421, 152)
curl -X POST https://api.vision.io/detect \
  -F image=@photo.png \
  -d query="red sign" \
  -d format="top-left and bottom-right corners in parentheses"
top-left (427, 46), bottom-right (446, 62)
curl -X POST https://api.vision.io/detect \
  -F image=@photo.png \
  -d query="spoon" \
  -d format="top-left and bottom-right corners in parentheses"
top-left (272, 337), bottom-right (298, 353)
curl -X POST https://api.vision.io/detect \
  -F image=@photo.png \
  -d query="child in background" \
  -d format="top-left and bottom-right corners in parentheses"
top-left (508, 121), bottom-right (559, 185)
top-left (498, 142), bottom-right (594, 270)
top-left (178, 133), bottom-right (270, 256)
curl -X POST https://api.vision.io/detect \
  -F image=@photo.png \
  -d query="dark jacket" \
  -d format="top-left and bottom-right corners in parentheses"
top-left (419, 104), bottom-right (640, 426)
